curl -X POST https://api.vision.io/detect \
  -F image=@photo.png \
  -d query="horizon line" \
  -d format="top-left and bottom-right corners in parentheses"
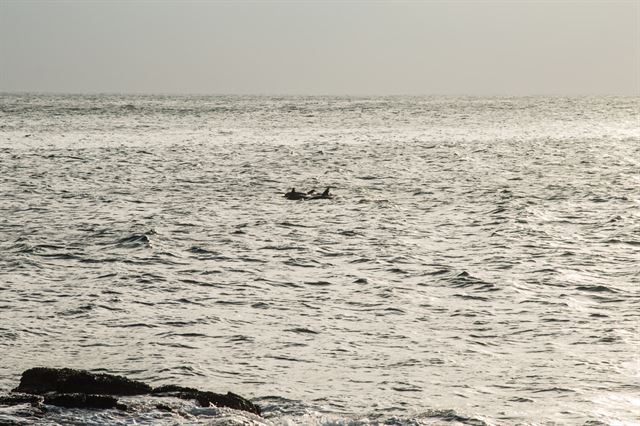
top-left (2, 90), bottom-right (639, 98)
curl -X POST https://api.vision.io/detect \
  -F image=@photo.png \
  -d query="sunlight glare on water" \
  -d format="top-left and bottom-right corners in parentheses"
top-left (0, 94), bottom-right (638, 425)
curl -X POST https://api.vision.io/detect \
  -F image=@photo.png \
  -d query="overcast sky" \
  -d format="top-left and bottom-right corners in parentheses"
top-left (1, 1), bottom-right (638, 95)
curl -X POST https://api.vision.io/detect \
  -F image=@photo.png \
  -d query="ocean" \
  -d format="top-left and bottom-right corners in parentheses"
top-left (0, 94), bottom-right (638, 425)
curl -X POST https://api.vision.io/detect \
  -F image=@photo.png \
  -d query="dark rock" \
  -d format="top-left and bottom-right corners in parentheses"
top-left (42, 393), bottom-right (123, 410)
top-left (0, 391), bottom-right (123, 411)
top-left (10, 368), bottom-right (260, 416)
top-left (0, 393), bottom-right (43, 406)
top-left (152, 384), bottom-right (199, 394)
top-left (152, 385), bottom-right (261, 415)
top-left (12, 368), bottom-right (152, 396)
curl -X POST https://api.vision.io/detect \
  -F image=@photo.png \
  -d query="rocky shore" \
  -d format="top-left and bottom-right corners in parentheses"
top-left (1, 367), bottom-right (260, 415)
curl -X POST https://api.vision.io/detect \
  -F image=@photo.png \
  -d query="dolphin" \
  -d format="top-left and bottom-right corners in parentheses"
top-left (284, 188), bottom-right (309, 200)
top-left (307, 187), bottom-right (333, 200)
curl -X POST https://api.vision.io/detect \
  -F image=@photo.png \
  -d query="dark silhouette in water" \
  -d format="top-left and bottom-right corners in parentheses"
top-left (308, 187), bottom-right (333, 200)
top-left (284, 188), bottom-right (310, 200)
top-left (284, 187), bottom-right (333, 201)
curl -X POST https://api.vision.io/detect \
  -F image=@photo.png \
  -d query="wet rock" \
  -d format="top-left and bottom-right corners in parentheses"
top-left (155, 403), bottom-right (173, 412)
top-left (42, 393), bottom-right (124, 410)
top-left (152, 385), bottom-right (261, 415)
top-left (12, 367), bottom-right (152, 396)
top-left (0, 392), bottom-right (43, 406)
top-left (1, 391), bottom-right (127, 411)
top-left (152, 384), bottom-right (199, 394)
top-left (9, 368), bottom-right (260, 416)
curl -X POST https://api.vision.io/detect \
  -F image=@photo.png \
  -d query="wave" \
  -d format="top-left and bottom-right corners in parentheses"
top-left (115, 233), bottom-right (152, 248)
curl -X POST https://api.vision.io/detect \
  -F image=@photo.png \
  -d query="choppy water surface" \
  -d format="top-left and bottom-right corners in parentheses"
top-left (0, 95), bottom-right (638, 425)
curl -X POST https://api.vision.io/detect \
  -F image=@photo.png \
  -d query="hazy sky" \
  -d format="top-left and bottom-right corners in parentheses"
top-left (1, 0), bottom-right (638, 95)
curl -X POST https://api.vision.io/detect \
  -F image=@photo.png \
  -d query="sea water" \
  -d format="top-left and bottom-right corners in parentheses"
top-left (0, 94), bottom-right (638, 425)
